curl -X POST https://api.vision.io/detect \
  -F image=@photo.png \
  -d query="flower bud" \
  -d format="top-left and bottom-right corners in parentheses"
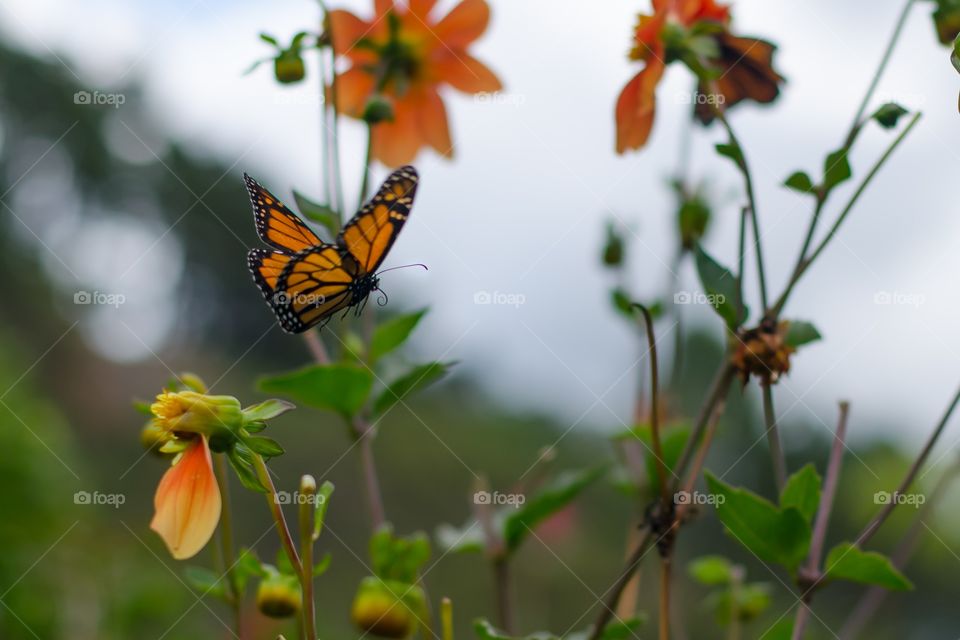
top-left (151, 391), bottom-right (243, 448)
top-left (351, 577), bottom-right (425, 639)
top-left (257, 570), bottom-right (302, 618)
top-left (274, 53), bottom-right (305, 84)
top-left (140, 422), bottom-right (172, 456)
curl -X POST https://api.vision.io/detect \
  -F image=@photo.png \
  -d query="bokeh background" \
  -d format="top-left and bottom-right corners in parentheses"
top-left (1, 0), bottom-right (960, 638)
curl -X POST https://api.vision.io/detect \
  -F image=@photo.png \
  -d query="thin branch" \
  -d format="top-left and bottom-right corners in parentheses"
top-left (659, 556), bottom-right (672, 640)
top-left (588, 528), bottom-right (654, 640)
top-left (762, 385), bottom-right (788, 491)
top-left (633, 304), bottom-right (669, 510)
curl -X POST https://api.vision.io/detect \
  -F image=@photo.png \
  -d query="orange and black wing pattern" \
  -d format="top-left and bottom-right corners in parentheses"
top-left (338, 165), bottom-right (418, 274)
top-left (245, 173), bottom-right (324, 254)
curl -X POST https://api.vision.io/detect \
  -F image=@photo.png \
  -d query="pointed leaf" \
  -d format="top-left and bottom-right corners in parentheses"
top-left (824, 543), bottom-right (912, 591)
top-left (260, 364), bottom-right (373, 418)
top-left (823, 149), bottom-right (852, 192)
top-left (185, 566), bottom-right (228, 600)
top-left (694, 245), bottom-right (745, 330)
top-left (313, 481), bottom-right (335, 540)
top-left (373, 361), bottom-right (451, 416)
top-left (245, 435), bottom-right (284, 458)
top-left (292, 189), bottom-right (339, 237)
top-left (784, 321), bottom-right (822, 349)
top-left (242, 399), bottom-right (295, 422)
top-left (872, 103), bottom-right (909, 129)
top-left (783, 171), bottom-right (814, 194)
top-left (689, 555), bottom-right (734, 586)
top-left (779, 463), bottom-right (821, 524)
top-left (370, 309), bottom-right (428, 362)
top-left (228, 445), bottom-right (268, 493)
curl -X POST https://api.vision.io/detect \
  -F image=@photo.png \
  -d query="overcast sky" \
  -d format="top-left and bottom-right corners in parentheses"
top-left (5, 0), bottom-right (960, 468)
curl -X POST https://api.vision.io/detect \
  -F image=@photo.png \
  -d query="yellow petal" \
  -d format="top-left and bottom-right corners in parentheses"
top-left (150, 437), bottom-right (221, 560)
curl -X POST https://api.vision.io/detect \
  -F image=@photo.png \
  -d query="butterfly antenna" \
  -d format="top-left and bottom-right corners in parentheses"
top-left (377, 263), bottom-right (428, 275)
top-left (376, 288), bottom-right (389, 306)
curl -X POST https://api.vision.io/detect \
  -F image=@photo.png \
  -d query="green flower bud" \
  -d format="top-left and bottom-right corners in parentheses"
top-left (274, 53), bottom-right (306, 84)
top-left (602, 222), bottom-right (625, 268)
top-left (351, 577), bottom-right (425, 639)
top-left (363, 95), bottom-right (395, 125)
top-left (151, 391), bottom-right (243, 446)
top-left (256, 570), bottom-right (302, 619)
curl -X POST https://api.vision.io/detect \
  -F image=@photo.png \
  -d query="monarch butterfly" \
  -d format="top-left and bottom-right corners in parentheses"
top-left (245, 166), bottom-right (419, 333)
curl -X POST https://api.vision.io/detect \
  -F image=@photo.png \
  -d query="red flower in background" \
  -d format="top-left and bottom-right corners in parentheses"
top-left (615, 0), bottom-right (783, 154)
top-left (330, 0), bottom-right (502, 167)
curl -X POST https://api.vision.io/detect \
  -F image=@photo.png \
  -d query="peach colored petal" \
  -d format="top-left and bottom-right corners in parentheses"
top-left (415, 88), bottom-right (453, 157)
top-left (615, 61), bottom-right (665, 154)
top-left (432, 52), bottom-right (501, 93)
top-left (374, 0), bottom-right (394, 19)
top-left (150, 437), bottom-right (221, 560)
top-left (433, 0), bottom-right (491, 48)
top-left (371, 97), bottom-right (425, 167)
top-left (334, 67), bottom-right (377, 117)
top-left (329, 9), bottom-right (379, 63)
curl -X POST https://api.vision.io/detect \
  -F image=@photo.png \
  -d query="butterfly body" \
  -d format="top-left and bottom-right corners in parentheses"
top-left (245, 166), bottom-right (418, 333)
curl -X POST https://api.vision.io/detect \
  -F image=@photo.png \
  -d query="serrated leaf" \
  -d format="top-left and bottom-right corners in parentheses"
top-left (784, 320), bottom-right (822, 349)
top-left (260, 364), bottom-right (373, 418)
top-left (694, 245), bottom-right (745, 330)
top-left (245, 435), bottom-right (284, 458)
top-left (313, 481), bottom-right (335, 540)
top-left (292, 189), bottom-right (339, 236)
top-left (502, 467), bottom-right (605, 552)
top-left (689, 555), bottom-right (734, 585)
top-left (369, 309), bottom-right (427, 362)
top-left (185, 566), bottom-right (228, 600)
top-left (783, 171), bottom-right (815, 194)
top-left (705, 473), bottom-right (811, 571)
top-left (242, 399), bottom-right (295, 423)
top-left (824, 543), bottom-right (912, 591)
top-left (373, 361), bottom-right (451, 416)
top-left (872, 102), bottom-right (909, 129)
top-left (823, 149), bottom-right (852, 192)
top-left (779, 463), bottom-right (821, 524)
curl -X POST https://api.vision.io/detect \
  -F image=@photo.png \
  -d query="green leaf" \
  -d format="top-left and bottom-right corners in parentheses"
top-left (823, 543), bottom-right (913, 591)
top-left (784, 320), bottom-right (822, 349)
top-left (259, 32), bottom-right (280, 46)
top-left (715, 142), bottom-right (744, 167)
top-left (502, 467), bottom-right (605, 552)
top-left (245, 435), bottom-right (284, 458)
top-left (373, 361), bottom-right (452, 416)
top-left (313, 481), bottom-right (335, 540)
top-left (228, 445), bottom-right (267, 493)
top-left (313, 553), bottom-right (332, 576)
top-left (823, 149), bottom-right (852, 192)
top-left (617, 423), bottom-right (689, 495)
top-left (694, 245), bottom-right (745, 330)
top-left (292, 189), bottom-right (339, 236)
top-left (705, 473), bottom-right (811, 571)
top-left (872, 102), bottom-right (909, 129)
top-left (610, 288), bottom-right (634, 318)
top-left (689, 555), bottom-right (734, 586)
top-left (242, 399), bottom-right (295, 423)
top-left (234, 548), bottom-right (267, 593)
top-left (184, 566), bottom-right (228, 600)
top-left (259, 364), bottom-right (373, 418)
top-left (783, 171), bottom-right (815, 194)
top-left (435, 521), bottom-right (486, 555)
top-left (712, 583), bottom-right (772, 625)
top-left (567, 617), bottom-right (645, 640)
top-left (779, 463), bottom-right (821, 524)
top-left (369, 525), bottom-right (431, 583)
top-left (369, 309), bottom-right (428, 362)
top-left (276, 549), bottom-right (296, 576)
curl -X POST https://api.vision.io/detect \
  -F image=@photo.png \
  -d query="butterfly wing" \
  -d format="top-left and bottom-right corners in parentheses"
top-left (245, 173), bottom-right (325, 254)
top-left (337, 165), bottom-right (418, 274)
top-left (249, 245), bottom-right (360, 333)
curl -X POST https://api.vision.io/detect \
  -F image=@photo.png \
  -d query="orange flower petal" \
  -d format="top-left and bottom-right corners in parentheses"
top-left (329, 9), bottom-right (379, 62)
top-left (334, 67), bottom-right (377, 117)
top-left (433, 0), bottom-right (491, 48)
top-left (433, 52), bottom-right (501, 94)
top-left (371, 98), bottom-right (425, 167)
top-left (615, 61), bottom-right (665, 154)
top-left (150, 437), bottom-right (221, 560)
top-left (408, 0), bottom-right (438, 19)
top-left (415, 88), bottom-right (453, 157)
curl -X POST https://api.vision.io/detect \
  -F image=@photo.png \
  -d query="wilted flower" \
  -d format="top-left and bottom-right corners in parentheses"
top-left (730, 321), bottom-right (794, 387)
top-left (329, 0), bottom-right (502, 166)
top-left (616, 0), bottom-right (783, 153)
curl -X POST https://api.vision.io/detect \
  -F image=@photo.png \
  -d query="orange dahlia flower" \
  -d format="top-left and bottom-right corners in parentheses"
top-left (615, 0), bottom-right (783, 153)
top-left (329, 0), bottom-right (502, 166)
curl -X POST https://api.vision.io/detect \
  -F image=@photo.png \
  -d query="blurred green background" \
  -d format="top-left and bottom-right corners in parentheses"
top-left (1, 31), bottom-right (959, 640)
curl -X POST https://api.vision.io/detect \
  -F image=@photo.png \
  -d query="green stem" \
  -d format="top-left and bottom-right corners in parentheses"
top-left (214, 454), bottom-right (243, 637)
top-left (299, 475), bottom-right (318, 640)
top-left (353, 417), bottom-right (387, 529)
top-left (762, 385), bottom-right (787, 490)
top-left (359, 124), bottom-right (374, 206)
top-left (252, 455), bottom-right (303, 587)
top-left (633, 304), bottom-right (670, 510)
top-left (318, 0), bottom-right (346, 220)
